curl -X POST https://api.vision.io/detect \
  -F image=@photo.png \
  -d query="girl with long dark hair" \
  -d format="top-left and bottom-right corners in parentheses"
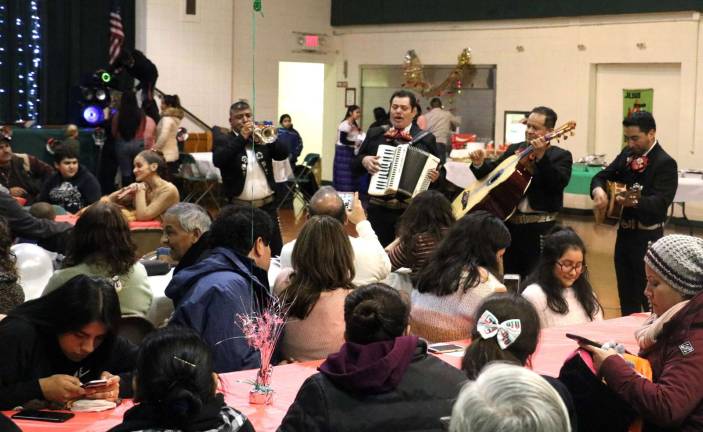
top-left (0, 275), bottom-right (137, 409)
top-left (43, 202), bottom-right (153, 318)
top-left (521, 226), bottom-right (603, 327)
top-left (412, 211), bottom-right (510, 342)
top-left (275, 215), bottom-right (355, 361)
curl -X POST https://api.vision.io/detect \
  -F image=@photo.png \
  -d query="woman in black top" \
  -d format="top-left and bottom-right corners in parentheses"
top-left (0, 275), bottom-right (137, 409)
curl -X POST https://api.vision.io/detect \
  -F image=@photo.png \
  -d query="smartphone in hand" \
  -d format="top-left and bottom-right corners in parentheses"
top-left (565, 333), bottom-right (602, 348)
top-left (81, 379), bottom-right (108, 389)
top-left (338, 192), bottom-right (354, 211)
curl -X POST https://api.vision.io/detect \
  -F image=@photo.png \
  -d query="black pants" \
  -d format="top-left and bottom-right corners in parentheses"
top-left (614, 227), bottom-right (662, 316)
top-left (367, 204), bottom-right (405, 247)
top-left (504, 220), bottom-right (556, 279)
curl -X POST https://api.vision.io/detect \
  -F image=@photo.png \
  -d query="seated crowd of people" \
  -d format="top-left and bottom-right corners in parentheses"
top-left (1, 115), bottom-right (703, 430)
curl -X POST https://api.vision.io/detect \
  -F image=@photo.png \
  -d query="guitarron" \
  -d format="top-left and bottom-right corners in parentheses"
top-left (451, 121), bottom-right (576, 220)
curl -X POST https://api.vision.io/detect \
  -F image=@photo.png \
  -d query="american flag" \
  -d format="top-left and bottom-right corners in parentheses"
top-left (108, 2), bottom-right (124, 65)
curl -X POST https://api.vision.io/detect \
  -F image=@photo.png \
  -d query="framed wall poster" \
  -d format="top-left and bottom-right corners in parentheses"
top-left (345, 88), bottom-right (356, 107)
top-left (504, 110), bottom-right (529, 144)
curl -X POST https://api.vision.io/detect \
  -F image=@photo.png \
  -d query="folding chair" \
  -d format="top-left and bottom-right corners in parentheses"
top-left (174, 152), bottom-right (221, 209)
top-left (277, 153), bottom-right (320, 213)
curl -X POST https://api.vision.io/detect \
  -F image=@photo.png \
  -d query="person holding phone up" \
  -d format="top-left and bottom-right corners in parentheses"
top-left (0, 275), bottom-right (138, 409)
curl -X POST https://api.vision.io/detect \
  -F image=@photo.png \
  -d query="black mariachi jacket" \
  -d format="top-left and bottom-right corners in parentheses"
top-left (212, 127), bottom-right (290, 200)
top-left (591, 142), bottom-right (677, 226)
top-left (470, 142), bottom-right (573, 213)
top-left (352, 123), bottom-right (445, 200)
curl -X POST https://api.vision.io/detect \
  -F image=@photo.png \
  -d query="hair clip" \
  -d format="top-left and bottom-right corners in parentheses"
top-left (173, 355), bottom-right (197, 368)
top-left (476, 310), bottom-right (522, 350)
top-left (111, 275), bottom-right (123, 292)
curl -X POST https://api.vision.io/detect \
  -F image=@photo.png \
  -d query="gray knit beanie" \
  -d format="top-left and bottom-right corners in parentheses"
top-left (644, 234), bottom-right (703, 297)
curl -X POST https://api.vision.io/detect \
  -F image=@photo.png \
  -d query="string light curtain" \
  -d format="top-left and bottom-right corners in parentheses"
top-left (0, 0), bottom-right (42, 123)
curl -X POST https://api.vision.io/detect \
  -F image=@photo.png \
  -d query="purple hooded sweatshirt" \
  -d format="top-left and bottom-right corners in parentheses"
top-left (318, 335), bottom-right (419, 394)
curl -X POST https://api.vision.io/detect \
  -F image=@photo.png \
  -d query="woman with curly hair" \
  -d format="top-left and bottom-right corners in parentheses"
top-left (521, 226), bottom-right (603, 327)
top-left (0, 217), bottom-right (23, 314)
top-left (43, 202), bottom-right (152, 317)
top-left (386, 190), bottom-right (454, 273)
top-left (274, 215), bottom-right (355, 361)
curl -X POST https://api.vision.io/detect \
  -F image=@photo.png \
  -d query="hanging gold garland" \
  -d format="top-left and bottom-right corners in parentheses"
top-left (402, 48), bottom-right (472, 98)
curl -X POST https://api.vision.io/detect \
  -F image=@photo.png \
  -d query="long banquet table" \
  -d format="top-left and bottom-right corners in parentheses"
top-left (5, 314), bottom-right (647, 431)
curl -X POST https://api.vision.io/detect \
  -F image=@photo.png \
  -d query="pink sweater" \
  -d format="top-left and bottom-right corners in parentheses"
top-left (274, 268), bottom-right (353, 361)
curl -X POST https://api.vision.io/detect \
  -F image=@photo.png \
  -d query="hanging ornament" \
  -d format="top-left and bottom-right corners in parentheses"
top-left (401, 50), bottom-right (430, 92)
top-left (401, 48), bottom-right (473, 98)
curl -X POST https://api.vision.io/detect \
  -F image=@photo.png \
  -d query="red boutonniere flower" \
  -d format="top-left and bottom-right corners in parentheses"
top-left (627, 155), bottom-right (649, 173)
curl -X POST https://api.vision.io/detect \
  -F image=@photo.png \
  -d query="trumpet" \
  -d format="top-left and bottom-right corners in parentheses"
top-left (253, 122), bottom-right (277, 144)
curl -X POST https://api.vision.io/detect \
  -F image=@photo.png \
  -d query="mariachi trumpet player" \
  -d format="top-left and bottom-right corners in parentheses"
top-left (213, 99), bottom-right (289, 255)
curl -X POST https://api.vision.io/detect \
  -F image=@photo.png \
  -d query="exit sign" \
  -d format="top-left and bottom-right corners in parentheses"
top-left (304, 34), bottom-right (319, 48)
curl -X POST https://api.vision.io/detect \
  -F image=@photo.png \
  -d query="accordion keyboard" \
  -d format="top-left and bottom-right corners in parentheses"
top-left (369, 145), bottom-right (396, 192)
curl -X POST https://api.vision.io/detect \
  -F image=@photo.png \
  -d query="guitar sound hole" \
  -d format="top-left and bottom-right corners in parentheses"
top-left (487, 170), bottom-right (503, 186)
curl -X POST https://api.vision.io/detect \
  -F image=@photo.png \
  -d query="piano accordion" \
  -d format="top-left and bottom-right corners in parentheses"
top-left (368, 144), bottom-right (440, 199)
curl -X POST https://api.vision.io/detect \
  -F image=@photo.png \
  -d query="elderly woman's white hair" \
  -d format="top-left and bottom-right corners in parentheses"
top-left (449, 362), bottom-right (571, 432)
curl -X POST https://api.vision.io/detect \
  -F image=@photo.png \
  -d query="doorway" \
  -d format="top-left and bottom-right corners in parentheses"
top-left (277, 62), bottom-right (325, 161)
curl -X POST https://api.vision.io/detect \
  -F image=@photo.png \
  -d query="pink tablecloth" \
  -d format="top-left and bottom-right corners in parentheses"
top-left (5, 314), bottom-right (648, 431)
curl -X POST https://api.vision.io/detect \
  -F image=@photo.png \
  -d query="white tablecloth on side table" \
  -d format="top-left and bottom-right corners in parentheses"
top-left (190, 152), bottom-right (222, 183)
top-left (675, 175), bottom-right (703, 202)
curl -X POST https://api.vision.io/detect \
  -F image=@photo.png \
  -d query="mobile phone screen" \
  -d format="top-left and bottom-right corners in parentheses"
top-left (427, 343), bottom-right (465, 354)
top-left (12, 410), bottom-right (74, 423)
top-left (338, 192), bottom-right (354, 210)
top-left (503, 274), bottom-right (521, 293)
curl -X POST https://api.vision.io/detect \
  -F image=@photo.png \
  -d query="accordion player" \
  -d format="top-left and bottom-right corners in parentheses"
top-left (368, 143), bottom-right (440, 199)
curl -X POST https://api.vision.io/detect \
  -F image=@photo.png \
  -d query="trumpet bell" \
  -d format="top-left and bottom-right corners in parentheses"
top-left (254, 125), bottom-right (277, 144)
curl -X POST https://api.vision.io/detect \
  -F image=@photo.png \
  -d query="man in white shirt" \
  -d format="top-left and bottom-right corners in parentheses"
top-left (213, 100), bottom-right (290, 255)
top-left (424, 97), bottom-right (461, 160)
top-left (279, 186), bottom-right (391, 285)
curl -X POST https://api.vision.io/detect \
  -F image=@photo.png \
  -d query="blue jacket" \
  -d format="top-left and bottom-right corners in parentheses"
top-left (165, 246), bottom-right (269, 373)
top-left (277, 127), bottom-right (303, 166)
